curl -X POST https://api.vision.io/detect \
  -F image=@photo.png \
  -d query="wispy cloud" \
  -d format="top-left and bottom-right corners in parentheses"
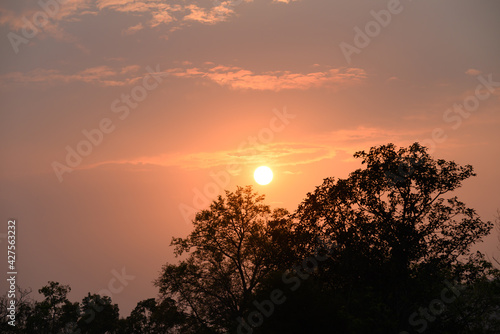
top-left (77, 142), bottom-right (336, 174)
top-left (1, 62), bottom-right (366, 90)
top-left (0, 0), bottom-right (94, 30)
top-left (168, 64), bottom-right (367, 91)
top-left (272, 0), bottom-right (300, 3)
top-left (0, 0), bottom-right (300, 44)
top-left (0, 65), bottom-right (144, 87)
top-left (78, 126), bottom-right (419, 173)
top-left (183, 2), bottom-right (235, 24)
top-left (465, 69), bottom-right (481, 76)
top-left (122, 22), bottom-right (144, 35)
top-left (0, 1), bottom-right (94, 52)
top-left (97, 0), bottom-right (176, 27)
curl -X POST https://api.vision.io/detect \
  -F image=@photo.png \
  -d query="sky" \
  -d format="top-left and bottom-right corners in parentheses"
top-left (1, 0), bottom-right (500, 316)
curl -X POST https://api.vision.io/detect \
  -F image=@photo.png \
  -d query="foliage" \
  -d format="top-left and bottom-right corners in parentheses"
top-left (293, 143), bottom-right (494, 332)
top-left (78, 293), bottom-right (120, 333)
top-left (155, 185), bottom-right (296, 332)
top-left (124, 297), bottom-right (186, 333)
top-left (0, 286), bottom-right (34, 333)
top-left (26, 281), bottom-right (77, 334)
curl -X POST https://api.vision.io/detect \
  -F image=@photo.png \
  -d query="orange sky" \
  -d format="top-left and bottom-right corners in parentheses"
top-left (1, 0), bottom-right (500, 315)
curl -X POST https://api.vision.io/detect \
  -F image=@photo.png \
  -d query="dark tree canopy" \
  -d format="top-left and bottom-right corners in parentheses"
top-left (0, 286), bottom-right (34, 333)
top-left (78, 293), bottom-right (120, 334)
top-left (155, 186), bottom-right (296, 332)
top-left (123, 297), bottom-right (186, 333)
top-left (26, 281), bottom-right (78, 334)
top-left (296, 143), bottom-right (492, 272)
top-left (293, 143), bottom-right (497, 332)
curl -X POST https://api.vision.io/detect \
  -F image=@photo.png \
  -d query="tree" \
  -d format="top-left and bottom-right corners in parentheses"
top-left (59, 299), bottom-right (80, 333)
top-left (77, 293), bottom-right (120, 334)
top-left (26, 281), bottom-right (77, 334)
top-left (435, 254), bottom-right (500, 334)
top-left (126, 297), bottom-right (186, 333)
top-left (492, 209), bottom-right (500, 268)
top-left (0, 286), bottom-right (34, 333)
top-left (155, 186), bottom-right (296, 333)
top-left (127, 298), bottom-right (157, 333)
top-left (294, 143), bottom-right (494, 332)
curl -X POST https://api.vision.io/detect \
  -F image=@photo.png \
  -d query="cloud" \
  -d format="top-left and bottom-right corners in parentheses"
top-left (183, 2), bottom-right (235, 24)
top-left (96, 0), bottom-right (253, 26)
top-left (386, 76), bottom-right (399, 82)
top-left (78, 142), bottom-right (336, 175)
top-left (0, 62), bottom-right (365, 91)
top-left (96, 0), bottom-right (163, 13)
top-left (0, 0), bottom-right (301, 49)
top-left (465, 69), bottom-right (481, 76)
top-left (94, 0), bottom-right (244, 27)
top-left (0, 0), bottom-right (94, 30)
top-left (78, 126), bottom-right (419, 174)
top-left (168, 64), bottom-right (367, 91)
top-left (0, 65), bottom-right (145, 87)
top-left (284, 170), bottom-right (302, 175)
top-left (122, 22), bottom-right (144, 35)
top-left (0, 0), bottom-right (94, 52)
top-left (97, 0), bottom-right (176, 26)
top-left (0, 8), bottom-right (28, 31)
top-left (0, 0), bottom-right (293, 33)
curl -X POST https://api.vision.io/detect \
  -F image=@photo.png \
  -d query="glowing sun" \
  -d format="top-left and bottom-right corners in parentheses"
top-left (254, 166), bottom-right (273, 185)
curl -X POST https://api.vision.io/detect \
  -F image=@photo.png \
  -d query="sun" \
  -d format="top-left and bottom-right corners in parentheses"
top-left (254, 166), bottom-right (273, 185)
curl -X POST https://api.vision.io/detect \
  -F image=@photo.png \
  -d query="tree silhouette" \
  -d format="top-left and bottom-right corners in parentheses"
top-left (26, 281), bottom-right (77, 334)
top-left (294, 143), bottom-right (495, 332)
top-left (124, 297), bottom-right (186, 333)
top-left (77, 293), bottom-right (120, 333)
top-left (155, 186), bottom-right (296, 333)
top-left (492, 209), bottom-right (500, 268)
top-left (0, 286), bottom-right (34, 333)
